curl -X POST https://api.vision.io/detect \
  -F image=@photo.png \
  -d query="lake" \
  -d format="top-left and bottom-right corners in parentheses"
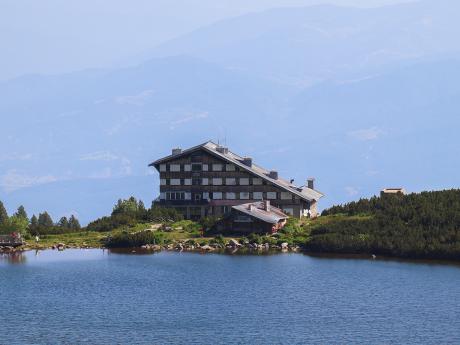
top-left (1, 250), bottom-right (460, 345)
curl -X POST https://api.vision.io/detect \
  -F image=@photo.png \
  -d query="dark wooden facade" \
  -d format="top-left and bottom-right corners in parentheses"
top-left (151, 143), bottom-right (321, 220)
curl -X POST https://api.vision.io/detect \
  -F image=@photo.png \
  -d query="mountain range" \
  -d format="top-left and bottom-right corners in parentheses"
top-left (1, 0), bottom-right (459, 223)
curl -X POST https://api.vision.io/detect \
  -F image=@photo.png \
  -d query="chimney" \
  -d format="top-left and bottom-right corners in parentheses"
top-left (216, 146), bottom-right (229, 154)
top-left (242, 157), bottom-right (253, 167)
top-left (264, 200), bottom-right (271, 212)
top-left (307, 178), bottom-right (315, 189)
top-left (172, 148), bottom-right (182, 156)
top-left (269, 170), bottom-right (278, 180)
top-left (249, 204), bottom-right (255, 212)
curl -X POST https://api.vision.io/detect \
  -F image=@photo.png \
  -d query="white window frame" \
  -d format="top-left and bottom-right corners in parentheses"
top-left (166, 191), bottom-right (185, 200)
top-left (203, 192), bottom-right (210, 200)
top-left (252, 178), bottom-right (263, 185)
top-left (170, 164), bottom-right (181, 172)
top-left (226, 192), bottom-right (236, 200)
top-left (212, 164), bottom-right (223, 171)
top-left (213, 192), bottom-right (223, 200)
top-left (185, 192), bottom-right (191, 200)
top-left (225, 178), bottom-right (236, 186)
top-left (160, 192), bottom-right (166, 200)
top-left (202, 178), bottom-right (209, 186)
top-left (159, 164), bottom-right (166, 172)
top-left (253, 192), bottom-right (263, 200)
top-left (239, 177), bottom-right (249, 185)
top-left (212, 178), bottom-right (223, 186)
top-left (202, 164), bottom-right (208, 171)
top-left (170, 179), bottom-right (181, 186)
top-left (160, 179), bottom-right (167, 186)
top-left (281, 192), bottom-right (292, 200)
top-left (184, 164), bottom-right (191, 172)
top-left (226, 164), bottom-right (235, 171)
top-left (240, 192), bottom-right (250, 200)
top-left (184, 179), bottom-right (192, 186)
top-left (267, 192), bottom-right (277, 200)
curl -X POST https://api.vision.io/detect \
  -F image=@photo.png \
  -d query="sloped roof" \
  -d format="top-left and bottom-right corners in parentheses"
top-left (233, 202), bottom-right (288, 224)
top-left (149, 141), bottom-right (324, 202)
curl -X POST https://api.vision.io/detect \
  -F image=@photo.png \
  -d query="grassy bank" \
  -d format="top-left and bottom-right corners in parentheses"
top-left (10, 190), bottom-right (460, 261)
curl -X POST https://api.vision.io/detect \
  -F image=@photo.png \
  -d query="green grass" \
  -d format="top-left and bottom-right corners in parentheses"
top-left (18, 216), bottom-right (358, 250)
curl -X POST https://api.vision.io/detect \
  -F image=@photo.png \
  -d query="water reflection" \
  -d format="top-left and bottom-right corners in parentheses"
top-left (0, 251), bottom-right (27, 264)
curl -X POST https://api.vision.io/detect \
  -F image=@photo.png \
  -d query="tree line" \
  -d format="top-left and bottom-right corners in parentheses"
top-left (0, 201), bottom-right (81, 236)
top-left (307, 189), bottom-right (460, 260)
top-left (86, 196), bottom-right (183, 232)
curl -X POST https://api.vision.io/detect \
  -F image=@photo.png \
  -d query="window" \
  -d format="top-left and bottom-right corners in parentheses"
top-left (225, 178), bottom-right (236, 185)
top-left (252, 178), bottom-right (263, 185)
top-left (194, 194), bottom-right (202, 201)
top-left (202, 178), bottom-right (209, 185)
top-left (185, 192), bottom-right (191, 200)
top-left (166, 192), bottom-right (185, 200)
top-left (283, 207), bottom-right (294, 216)
top-left (281, 192), bottom-right (292, 200)
top-left (239, 178), bottom-right (249, 185)
top-left (212, 164), bottom-right (223, 171)
top-left (253, 192), bottom-right (263, 200)
top-left (203, 192), bottom-right (210, 200)
top-left (226, 164), bottom-right (235, 171)
top-left (170, 164), bottom-right (181, 172)
top-left (170, 179), bottom-right (181, 186)
top-left (160, 192), bottom-right (166, 200)
top-left (213, 192), bottom-right (223, 200)
top-left (212, 178), bottom-right (223, 186)
top-left (160, 179), bottom-right (167, 186)
top-left (184, 164), bottom-right (191, 172)
top-left (191, 163), bottom-right (202, 171)
top-left (267, 192), bottom-right (277, 200)
top-left (192, 178), bottom-right (201, 186)
top-left (226, 192), bottom-right (236, 200)
top-left (159, 164), bottom-right (166, 172)
top-left (240, 192), bottom-right (250, 200)
top-left (184, 179), bottom-right (192, 186)
top-left (202, 164), bottom-right (208, 171)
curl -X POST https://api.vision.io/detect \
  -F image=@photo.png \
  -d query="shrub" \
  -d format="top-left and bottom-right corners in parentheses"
top-left (106, 230), bottom-right (165, 248)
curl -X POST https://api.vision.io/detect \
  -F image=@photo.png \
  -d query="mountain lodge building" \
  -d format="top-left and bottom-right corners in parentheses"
top-left (149, 141), bottom-right (323, 220)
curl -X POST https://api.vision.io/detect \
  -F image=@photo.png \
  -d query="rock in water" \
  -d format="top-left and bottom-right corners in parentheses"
top-left (229, 239), bottom-right (241, 248)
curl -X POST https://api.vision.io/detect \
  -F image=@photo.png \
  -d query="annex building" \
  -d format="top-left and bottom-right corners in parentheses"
top-left (150, 141), bottom-right (323, 220)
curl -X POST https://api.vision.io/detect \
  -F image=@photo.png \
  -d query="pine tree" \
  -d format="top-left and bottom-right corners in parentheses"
top-left (58, 216), bottom-right (69, 229)
top-left (0, 201), bottom-right (8, 225)
top-left (68, 215), bottom-right (81, 230)
top-left (30, 215), bottom-right (38, 228)
top-left (14, 205), bottom-right (28, 220)
top-left (38, 212), bottom-right (54, 228)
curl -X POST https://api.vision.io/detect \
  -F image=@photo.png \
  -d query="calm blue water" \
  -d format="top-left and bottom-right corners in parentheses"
top-left (1, 250), bottom-right (460, 345)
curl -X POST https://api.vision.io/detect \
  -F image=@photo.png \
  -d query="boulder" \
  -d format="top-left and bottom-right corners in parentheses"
top-left (201, 245), bottom-right (215, 251)
top-left (281, 242), bottom-right (289, 250)
top-left (229, 239), bottom-right (242, 248)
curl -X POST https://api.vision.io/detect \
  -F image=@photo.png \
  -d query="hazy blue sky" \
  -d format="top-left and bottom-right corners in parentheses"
top-left (1, 0), bottom-right (416, 81)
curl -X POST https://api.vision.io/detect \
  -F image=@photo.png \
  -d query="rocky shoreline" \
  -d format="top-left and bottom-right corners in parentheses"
top-left (0, 238), bottom-right (301, 254)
